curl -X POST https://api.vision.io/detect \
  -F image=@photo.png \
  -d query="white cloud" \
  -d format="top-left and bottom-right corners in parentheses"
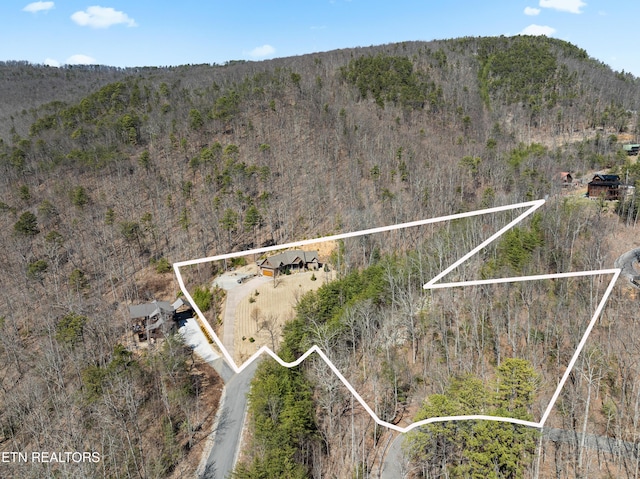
top-left (44, 58), bottom-right (60, 67)
top-left (22, 1), bottom-right (54, 13)
top-left (539, 0), bottom-right (586, 14)
top-left (520, 24), bottom-right (556, 36)
top-left (524, 6), bottom-right (541, 15)
top-left (247, 44), bottom-right (276, 59)
top-left (71, 6), bottom-right (137, 28)
top-left (66, 54), bottom-right (97, 65)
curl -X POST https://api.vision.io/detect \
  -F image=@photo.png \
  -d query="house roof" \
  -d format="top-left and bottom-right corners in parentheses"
top-left (147, 316), bottom-right (168, 331)
top-left (129, 300), bottom-right (174, 320)
top-left (257, 250), bottom-right (319, 269)
top-left (171, 297), bottom-right (192, 311)
top-left (591, 174), bottom-right (620, 183)
top-left (588, 175), bottom-right (621, 190)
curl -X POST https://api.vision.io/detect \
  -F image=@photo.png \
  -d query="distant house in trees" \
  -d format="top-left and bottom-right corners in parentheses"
top-left (623, 144), bottom-right (640, 156)
top-left (129, 298), bottom-right (192, 341)
top-left (558, 171), bottom-right (573, 187)
top-left (257, 250), bottom-right (320, 277)
top-left (587, 174), bottom-right (622, 200)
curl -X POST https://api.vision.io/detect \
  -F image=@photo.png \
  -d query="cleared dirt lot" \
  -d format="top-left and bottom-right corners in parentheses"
top-left (233, 269), bottom-right (336, 363)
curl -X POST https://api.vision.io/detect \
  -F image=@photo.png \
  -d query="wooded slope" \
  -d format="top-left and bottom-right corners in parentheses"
top-left (1, 36), bottom-right (640, 478)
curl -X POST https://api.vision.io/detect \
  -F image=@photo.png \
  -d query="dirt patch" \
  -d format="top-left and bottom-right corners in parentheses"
top-left (610, 221), bottom-right (640, 259)
top-left (135, 267), bottom-right (179, 301)
top-left (234, 269), bottom-right (336, 363)
top-left (314, 240), bottom-right (337, 262)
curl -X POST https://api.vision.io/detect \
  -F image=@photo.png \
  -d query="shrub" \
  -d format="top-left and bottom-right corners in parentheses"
top-left (192, 285), bottom-right (213, 312)
top-left (230, 256), bottom-right (247, 268)
top-left (14, 211), bottom-right (39, 236)
top-left (154, 257), bottom-right (172, 274)
top-left (69, 269), bottom-right (89, 290)
top-left (56, 312), bottom-right (88, 346)
top-left (71, 186), bottom-right (90, 208)
top-left (27, 259), bottom-right (48, 280)
top-left (18, 185), bottom-right (31, 201)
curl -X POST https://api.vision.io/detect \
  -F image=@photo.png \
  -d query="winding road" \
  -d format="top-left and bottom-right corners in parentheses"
top-left (380, 427), bottom-right (640, 478)
top-left (615, 247), bottom-right (640, 286)
top-left (198, 359), bottom-right (259, 479)
top-left (194, 274), bottom-right (270, 478)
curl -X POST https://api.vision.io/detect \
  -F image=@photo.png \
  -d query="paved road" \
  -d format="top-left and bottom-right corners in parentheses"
top-left (544, 427), bottom-right (639, 458)
top-left (192, 274), bottom-right (272, 478)
top-left (379, 427), bottom-right (639, 478)
top-left (198, 359), bottom-right (260, 479)
top-left (178, 317), bottom-right (220, 363)
top-left (380, 433), bottom-right (409, 479)
top-left (615, 247), bottom-right (640, 286)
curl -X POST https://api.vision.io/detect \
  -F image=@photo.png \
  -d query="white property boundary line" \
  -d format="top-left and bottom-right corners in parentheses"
top-left (173, 199), bottom-right (621, 432)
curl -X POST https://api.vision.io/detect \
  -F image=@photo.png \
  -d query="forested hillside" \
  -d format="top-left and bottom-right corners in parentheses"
top-left (1, 35), bottom-right (640, 478)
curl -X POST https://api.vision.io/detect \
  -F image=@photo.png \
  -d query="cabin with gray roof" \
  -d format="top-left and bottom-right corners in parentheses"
top-left (129, 298), bottom-right (192, 341)
top-left (257, 250), bottom-right (320, 277)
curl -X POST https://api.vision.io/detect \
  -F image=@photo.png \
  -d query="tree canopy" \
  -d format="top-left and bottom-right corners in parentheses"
top-left (405, 359), bottom-right (539, 478)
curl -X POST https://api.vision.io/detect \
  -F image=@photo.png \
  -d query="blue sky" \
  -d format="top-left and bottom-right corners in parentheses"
top-left (2, 1), bottom-right (639, 76)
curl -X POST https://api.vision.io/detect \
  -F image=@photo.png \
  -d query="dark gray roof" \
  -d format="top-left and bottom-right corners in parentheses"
top-left (591, 174), bottom-right (620, 183)
top-left (129, 300), bottom-right (174, 319)
top-left (258, 250), bottom-right (319, 268)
